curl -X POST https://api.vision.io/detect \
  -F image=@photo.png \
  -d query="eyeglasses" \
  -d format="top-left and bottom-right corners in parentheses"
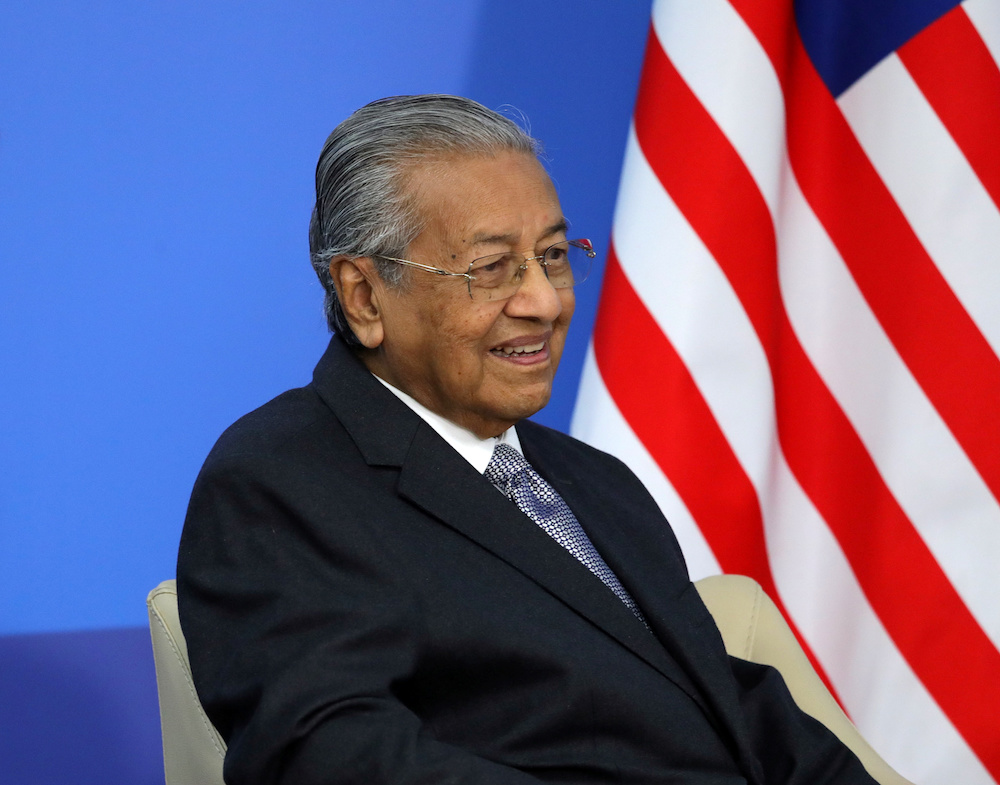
top-left (374, 238), bottom-right (596, 302)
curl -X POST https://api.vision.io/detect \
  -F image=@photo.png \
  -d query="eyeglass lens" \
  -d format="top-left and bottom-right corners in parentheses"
top-left (467, 240), bottom-right (594, 301)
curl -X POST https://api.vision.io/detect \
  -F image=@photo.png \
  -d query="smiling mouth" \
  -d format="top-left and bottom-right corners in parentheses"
top-left (490, 341), bottom-right (546, 358)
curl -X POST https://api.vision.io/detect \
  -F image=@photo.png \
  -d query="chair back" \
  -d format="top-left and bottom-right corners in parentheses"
top-left (147, 579), bottom-right (226, 785)
top-left (695, 574), bottom-right (912, 785)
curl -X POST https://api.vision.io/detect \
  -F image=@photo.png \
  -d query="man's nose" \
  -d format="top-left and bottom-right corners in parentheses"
top-left (504, 257), bottom-right (563, 319)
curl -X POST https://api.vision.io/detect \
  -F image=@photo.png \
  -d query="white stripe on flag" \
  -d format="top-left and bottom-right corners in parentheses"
top-left (652, 0), bottom-right (787, 213)
top-left (964, 0), bottom-right (1000, 66)
top-left (839, 51), bottom-right (1000, 357)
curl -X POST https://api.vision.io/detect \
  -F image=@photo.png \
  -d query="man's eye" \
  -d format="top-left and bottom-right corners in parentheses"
top-left (475, 254), bottom-right (517, 273)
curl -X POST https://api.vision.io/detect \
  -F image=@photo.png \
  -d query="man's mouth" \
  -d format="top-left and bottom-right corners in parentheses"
top-left (490, 341), bottom-right (546, 357)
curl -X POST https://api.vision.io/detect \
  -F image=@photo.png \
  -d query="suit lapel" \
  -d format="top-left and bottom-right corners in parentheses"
top-left (311, 338), bottom-right (419, 467)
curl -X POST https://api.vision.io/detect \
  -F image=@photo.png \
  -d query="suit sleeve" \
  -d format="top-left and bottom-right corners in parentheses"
top-left (177, 446), bottom-right (544, 785)
top-left (728, 657), bottom-right (879, 784)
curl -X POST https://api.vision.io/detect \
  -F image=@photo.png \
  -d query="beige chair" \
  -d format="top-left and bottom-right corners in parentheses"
top-left (694, 575), bottom-right (912, 785)
top-left (148, 575), bottom-right (911, 785)
top-left (148, 580), bottom-right (226, 785)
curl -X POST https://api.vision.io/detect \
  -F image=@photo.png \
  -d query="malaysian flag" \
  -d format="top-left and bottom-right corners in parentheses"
top-left (571, 1), bottom-right (1000, 782)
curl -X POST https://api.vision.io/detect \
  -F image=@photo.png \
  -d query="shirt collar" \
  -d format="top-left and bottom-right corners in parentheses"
top-left (373, 374), bottom-right (522, 474)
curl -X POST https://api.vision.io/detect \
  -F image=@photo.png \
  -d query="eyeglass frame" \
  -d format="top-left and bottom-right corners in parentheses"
top-left (372, 238), bottom-right (596, 301)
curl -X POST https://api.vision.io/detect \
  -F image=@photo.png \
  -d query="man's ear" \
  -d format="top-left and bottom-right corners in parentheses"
top-left (328, 256), bottom-right (385, 349)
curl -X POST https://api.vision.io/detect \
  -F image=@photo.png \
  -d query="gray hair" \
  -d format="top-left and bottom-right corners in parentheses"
top-left (308, 94), bottom-right (541, 345)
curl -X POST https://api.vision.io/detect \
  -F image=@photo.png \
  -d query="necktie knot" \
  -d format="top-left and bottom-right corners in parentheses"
top-left (484, 442), bottom-right (532, 489)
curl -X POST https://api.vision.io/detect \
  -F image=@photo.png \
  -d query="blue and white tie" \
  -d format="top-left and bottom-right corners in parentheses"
top-left (485, 442), bottom-right (647, 624)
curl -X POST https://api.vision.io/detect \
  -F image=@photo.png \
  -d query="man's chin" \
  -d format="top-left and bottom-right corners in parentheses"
top-left (496, 387), bottom-right (554, 425)
top-left (458, 389), bottom-right (553, 438)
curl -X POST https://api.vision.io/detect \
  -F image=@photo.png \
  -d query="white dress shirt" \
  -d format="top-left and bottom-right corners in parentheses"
top-left (373, 375), bottom-right (523, 474)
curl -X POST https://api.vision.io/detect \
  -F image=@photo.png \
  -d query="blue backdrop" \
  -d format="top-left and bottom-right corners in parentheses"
top-left (0, 1), bottom-right (651, 781)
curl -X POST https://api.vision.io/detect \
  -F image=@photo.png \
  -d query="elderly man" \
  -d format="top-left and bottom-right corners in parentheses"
top-left (178, 95), bottom-right (877, 784)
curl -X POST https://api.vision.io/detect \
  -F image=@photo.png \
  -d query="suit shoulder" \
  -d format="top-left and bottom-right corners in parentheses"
top-left (200, 383), bottom-right (346, 475)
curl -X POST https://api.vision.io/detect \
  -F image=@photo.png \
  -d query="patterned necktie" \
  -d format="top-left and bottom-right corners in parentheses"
top-left (485, 442), bottom-right (647, 624)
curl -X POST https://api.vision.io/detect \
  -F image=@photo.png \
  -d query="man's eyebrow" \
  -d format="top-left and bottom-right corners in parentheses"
top-left (469, 220), bottom-right (570, 247)
top-left (543, 219), bottom-right (570, 239)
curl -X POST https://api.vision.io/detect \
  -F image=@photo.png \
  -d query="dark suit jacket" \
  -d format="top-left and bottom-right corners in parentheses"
top-left (177, 337), bottom-right (876, 785)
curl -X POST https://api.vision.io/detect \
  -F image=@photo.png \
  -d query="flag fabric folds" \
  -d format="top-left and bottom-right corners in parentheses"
top-left (571, 1), bottom-right (1000, 783)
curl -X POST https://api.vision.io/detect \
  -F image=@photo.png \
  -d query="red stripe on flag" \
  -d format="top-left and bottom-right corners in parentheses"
top-left (592, 245), bottom-right (840, 697)
top-left (634, 22), bottom-right (1000, 775)
top-left (898, 5), bottom-right (1000, 212)
top-left (732, 0), bottom-right (1000, 510)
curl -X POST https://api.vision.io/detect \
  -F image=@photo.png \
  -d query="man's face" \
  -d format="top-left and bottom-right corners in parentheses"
top-left (362, 150), bottom-right (575, 438)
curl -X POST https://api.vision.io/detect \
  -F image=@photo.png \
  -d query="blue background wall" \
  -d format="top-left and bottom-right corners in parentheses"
top-left (0, 2), bottom-right (652, 782)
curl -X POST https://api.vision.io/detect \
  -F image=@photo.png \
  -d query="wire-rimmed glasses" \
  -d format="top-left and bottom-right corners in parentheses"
top-left (375, 239), bottom-right (596, 302)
